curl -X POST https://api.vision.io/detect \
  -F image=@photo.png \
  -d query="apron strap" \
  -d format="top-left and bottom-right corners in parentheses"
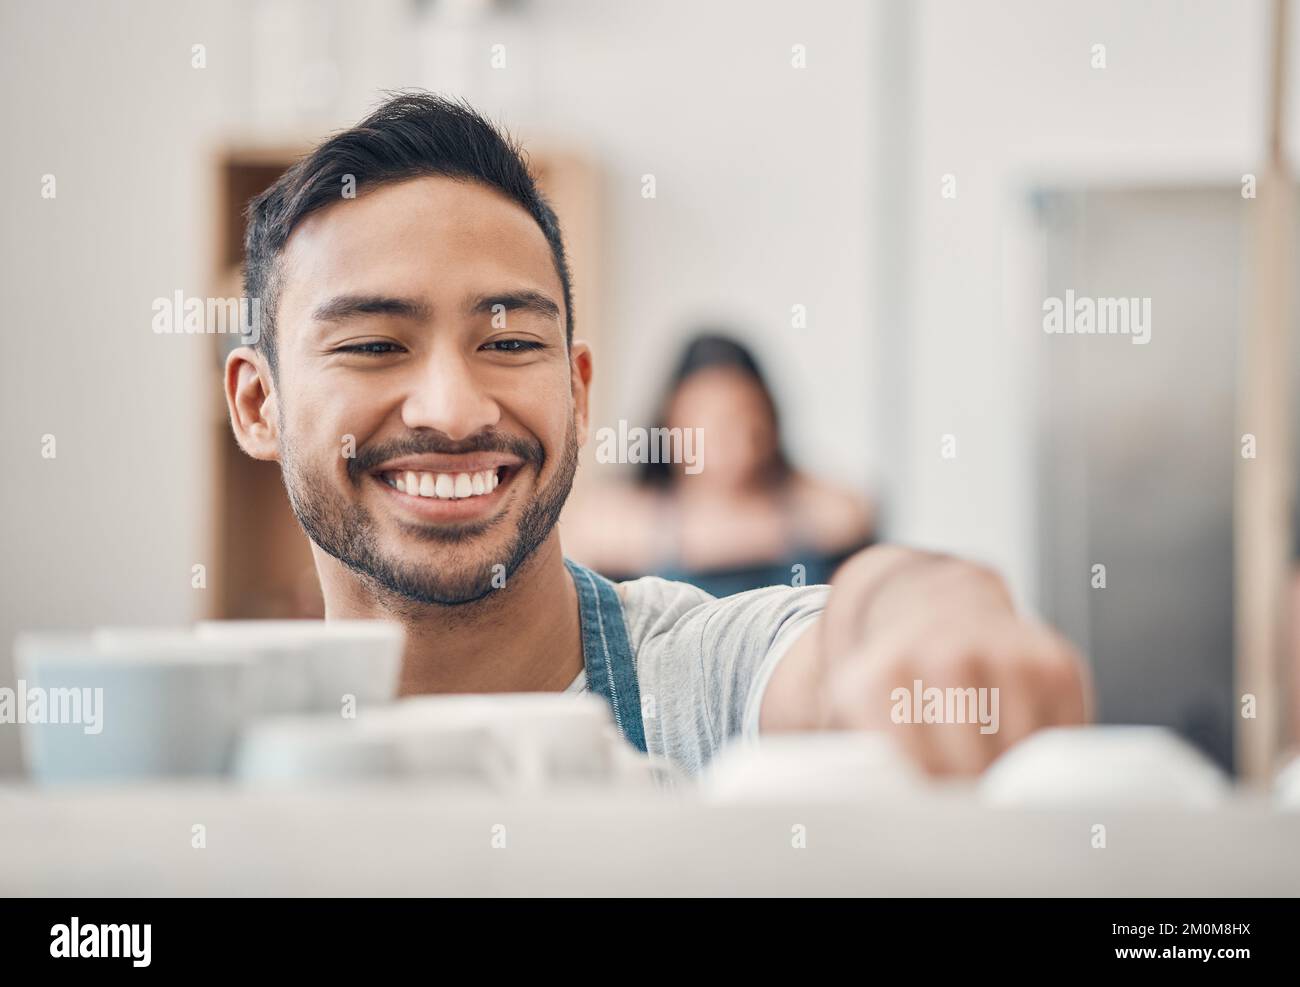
top-left (565, 559), bottom-right (648, 754)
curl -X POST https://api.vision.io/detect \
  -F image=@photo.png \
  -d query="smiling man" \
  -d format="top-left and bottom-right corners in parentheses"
top-left (225, 93), bottom-right (1089, 776)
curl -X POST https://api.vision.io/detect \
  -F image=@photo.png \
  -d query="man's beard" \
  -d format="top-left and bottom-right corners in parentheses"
top-left (279, 419), bottom-right (578, 606)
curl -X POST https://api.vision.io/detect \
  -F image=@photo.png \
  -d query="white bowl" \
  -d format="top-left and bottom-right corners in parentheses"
top-left (392, 693), bottom-right (616, 787)
top-left (700, 731), bottom-right (920, 803)
top-left (234, 715), bottom-right (402, 782)
top-left (195, 619), bottom-right (404, 714)
top-left (234, 692), bottom-right (620, 790)
top-left (980, 726), bottom-right (1229, 808)
top-left (1274, 753), bottom-right (1300, 809)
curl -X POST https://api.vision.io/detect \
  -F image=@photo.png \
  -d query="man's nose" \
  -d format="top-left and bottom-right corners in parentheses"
top-left (400, 352), bottom-right (501, 440)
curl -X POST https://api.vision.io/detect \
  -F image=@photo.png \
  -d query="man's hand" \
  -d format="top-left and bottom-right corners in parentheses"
top-left (762, 545), bottom-right (1092, 776)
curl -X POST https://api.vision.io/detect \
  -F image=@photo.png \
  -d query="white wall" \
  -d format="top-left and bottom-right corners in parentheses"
top-left (897, 0), bottom-right (1293, 605)
top-left (0, 0), bottom-right (255, 771)
top-left (522, 0), bottom-right (884, 495)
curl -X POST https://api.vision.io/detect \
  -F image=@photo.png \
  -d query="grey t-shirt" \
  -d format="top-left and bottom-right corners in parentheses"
top-left (564, 575), bottom-right (830, 776)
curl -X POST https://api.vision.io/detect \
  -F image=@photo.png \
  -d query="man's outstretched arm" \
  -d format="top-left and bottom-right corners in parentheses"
top-left (760, 545), bottom-right (1092, 775)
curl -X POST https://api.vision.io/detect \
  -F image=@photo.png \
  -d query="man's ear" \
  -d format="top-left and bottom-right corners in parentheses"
top-left (569, 339), bottom-right (594, 446)
top-left (224, 346), bottom-right (281, 462)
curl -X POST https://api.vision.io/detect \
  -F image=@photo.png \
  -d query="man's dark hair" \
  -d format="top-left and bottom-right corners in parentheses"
top-left (243, 92), bottom-right (573, 374)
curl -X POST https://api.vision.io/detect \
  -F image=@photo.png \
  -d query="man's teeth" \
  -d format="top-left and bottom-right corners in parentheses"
top-left (389, 469), bottom-right (500, 499)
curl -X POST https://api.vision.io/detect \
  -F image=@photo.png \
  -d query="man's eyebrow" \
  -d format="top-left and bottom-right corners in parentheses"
top-left (311, 294), bottom-right (433, 323)
top-left (469, 290), bottom-right (562, 323)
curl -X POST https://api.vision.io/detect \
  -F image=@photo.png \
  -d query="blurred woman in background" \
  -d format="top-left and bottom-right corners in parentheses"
top-left (563, 332), bottom-right (875, 596)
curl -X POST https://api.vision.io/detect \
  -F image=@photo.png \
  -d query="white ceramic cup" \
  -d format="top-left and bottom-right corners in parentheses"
top-left (15, 631), bottom-right (264, 782)
top-left (195, 619), bottom-right (404, 714)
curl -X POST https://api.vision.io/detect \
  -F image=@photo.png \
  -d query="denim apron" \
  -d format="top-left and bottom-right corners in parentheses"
top-left (564, 559), bottom-right (648, 754)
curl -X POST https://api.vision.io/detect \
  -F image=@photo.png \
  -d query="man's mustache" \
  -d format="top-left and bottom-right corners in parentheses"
top-left (347, 429), bottom-right (544, 482)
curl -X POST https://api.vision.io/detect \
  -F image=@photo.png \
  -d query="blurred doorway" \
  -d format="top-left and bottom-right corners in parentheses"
top-left (1032, 186), bottom-right (1244, 773)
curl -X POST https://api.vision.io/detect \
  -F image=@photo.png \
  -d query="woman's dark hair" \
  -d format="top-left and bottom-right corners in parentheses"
top-left (639, 332), bottom-right (793, 488)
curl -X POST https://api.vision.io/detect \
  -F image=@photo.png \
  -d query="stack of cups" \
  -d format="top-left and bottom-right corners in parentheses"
top-left (15, 621), bottom-right (404, 783)
top-left (233, 692), bottom-right (640, 791)
top-left (16, 621), bottom-right (651, 792)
